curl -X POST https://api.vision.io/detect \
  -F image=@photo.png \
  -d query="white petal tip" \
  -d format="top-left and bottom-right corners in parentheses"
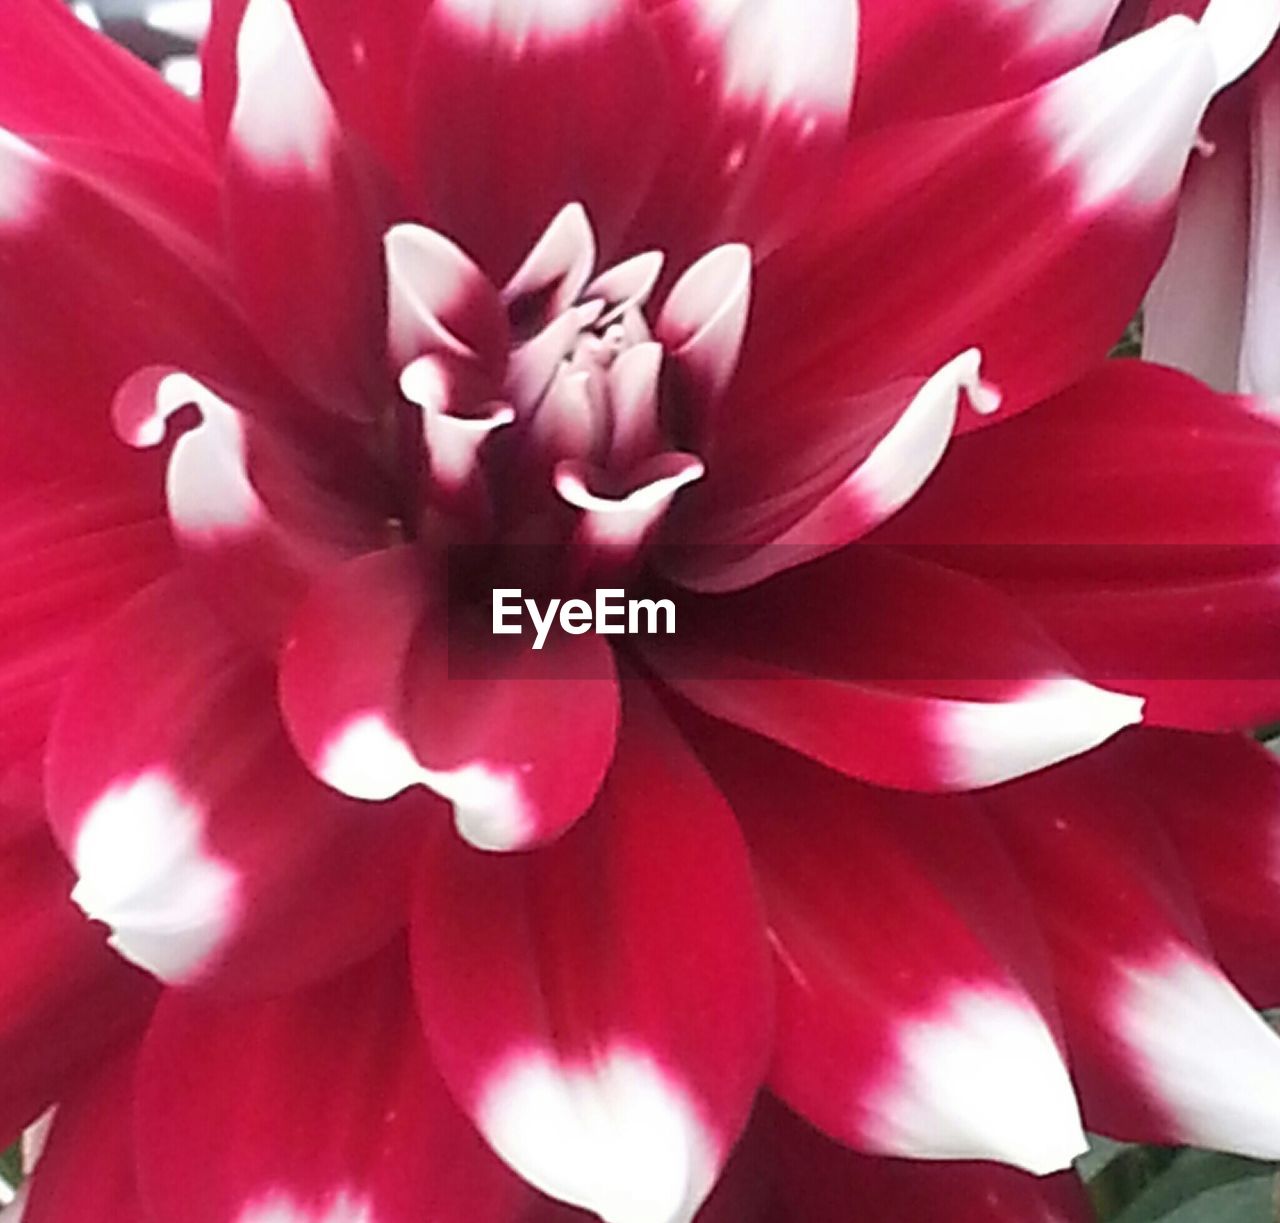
top-left (478, 1047), bottom-right (717, 1223)
top-left (1118, 949), bottom-right (1280, 1158)
top-left (944, 678), bottom-right (1144, 789)
top-left (867, 988), bottom-right (1086, 1174)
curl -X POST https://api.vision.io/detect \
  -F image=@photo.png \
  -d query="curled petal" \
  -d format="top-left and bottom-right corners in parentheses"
top-left (503, 201), bottom-right (598, 325)
top-left (656, 242), bottom-right (752, 435)
top-left (673, 350), bottom-right (995, 593)
top-left (46, 578), bottom-right (420, 994)
top-left (385, 222), bottom-right (508, 373)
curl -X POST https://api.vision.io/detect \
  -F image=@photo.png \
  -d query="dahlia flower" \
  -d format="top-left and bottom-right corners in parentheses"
top-left (4, 0), bottom-right (1280, 1219)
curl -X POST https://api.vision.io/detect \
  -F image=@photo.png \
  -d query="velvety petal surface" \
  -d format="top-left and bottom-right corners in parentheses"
top-left (736, 18), bottom-right (1218, 431)
top-left (412, 680), bottom-right (772, 1223)
top-left (45, 576), bottom-right (421, 994)
top-left (136, 941), bottom-right (524, 1223)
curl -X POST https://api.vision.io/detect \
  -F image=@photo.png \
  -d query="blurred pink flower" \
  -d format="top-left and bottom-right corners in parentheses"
top-left (2, 1), bottom-right (1280, 1220)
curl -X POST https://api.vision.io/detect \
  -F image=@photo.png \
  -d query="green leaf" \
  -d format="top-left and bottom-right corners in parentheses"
top-left (1107, 1150), bottom-right (1275, 1223)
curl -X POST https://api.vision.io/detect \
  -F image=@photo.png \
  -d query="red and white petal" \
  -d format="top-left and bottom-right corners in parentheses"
top-left (412, 682), bottom-right (772, 1223)
top-left (136, 942), bottom-right (524, 1223)
top-left (0, 814), bottom-right (155, 1148)
top-left (738, 18), bottom-right (1218, 432)
top-left (987, 757), bottom-right (1280, 1156)
top-left (691, 721), bottom-right (1083, 1173)
top-left (654, 243), bottom-right (751, 443)
top-left (410, 0), bottom-right (668, 279)
top-left (876, 360), bottom-right (1280, 730)
top-left (113, 368), bottom-right (383, 648)
top-left (1115, 730), bottom-right (1280, 1007)
top-left (45, 577), bottom-right (420, 994)
top-left (627, 0), bottom-right (856, 266)
top-left (224, 0), bottom-right (388, 415)
top-left (855, 0), bottom-right (1123, 127)
top-left (19, 1046), bottom-right (145, 1223)
top-left (279, 548), bottom-right (620, 850)
top-left (670, 350), bottom-right (995, 592)
top-left (504, 201), bottom-right (598, 324)
top-left (385, 222), bottom-right (508, 374)
top-left (646, 547), bottom-right (1142, 793)
top-left (1197, 0), bottom-right (1280, 87)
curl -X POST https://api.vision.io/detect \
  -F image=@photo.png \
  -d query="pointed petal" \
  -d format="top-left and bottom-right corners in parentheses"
top-left (646, 547), bottom-right (1142, 792)
top-left (876, 360), bottom-right (1280, 730)
top-left (655, 243), bottom-right (752, 438)
top-left (385, 222), bottom-right (508, 373)
top-left (1240, 48), bottom-right (1280, 393)
top-left (503, 202), bottom-right (598, 325)
top-left (988, 755), bottom-right (1280, 1156)
top-left (279, 548), bottom-right (620, 850)
top-left (692, 719), bottom-right (1083, 1173)
top-left (412, 681), bottom-right (771, 1223)
top-left (46, 577), bottom-right (421, 994)
top-left (669, 351), bottom-right (994, 592)
top-left (136, 942), bottom-right (524, 1223)
top-left (224, 0), bottom-right (387, 415)
top-left (410, 0), bottom-right (668, 278)
top-left (738, 18), bottom-right (1218, 431)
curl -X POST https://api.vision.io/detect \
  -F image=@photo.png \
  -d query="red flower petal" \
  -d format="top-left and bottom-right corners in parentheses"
top-left (1117, 729), bottom-right (1280, 1008)
top-left (136, 941), bottom-right (524, 1223)
top-left (626, 0), bottom-right (856, 265)
top-left (690, 720), bottom-right (1083, 1173)
top-left (411, 680), bottom-right (771, 1222)
top-left (46, 577), bottom-right (421, 994)
top-left (738, 18), bottom-right (1218, 430)
top-left (279, 547), bottom-right (619, 850)
top-left (409, 0), bottom-right (669, 278)
top-left (878, 360), bottom-right (1280, 730)
top-left (856, 0), bottom-right (1122, 127)
top-left (646, 547), bottom-right (1142, 792)
top-left (988, 755), bottom-right (1280, 1156)
top-left (222, 0), bottom-right (389, 416)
